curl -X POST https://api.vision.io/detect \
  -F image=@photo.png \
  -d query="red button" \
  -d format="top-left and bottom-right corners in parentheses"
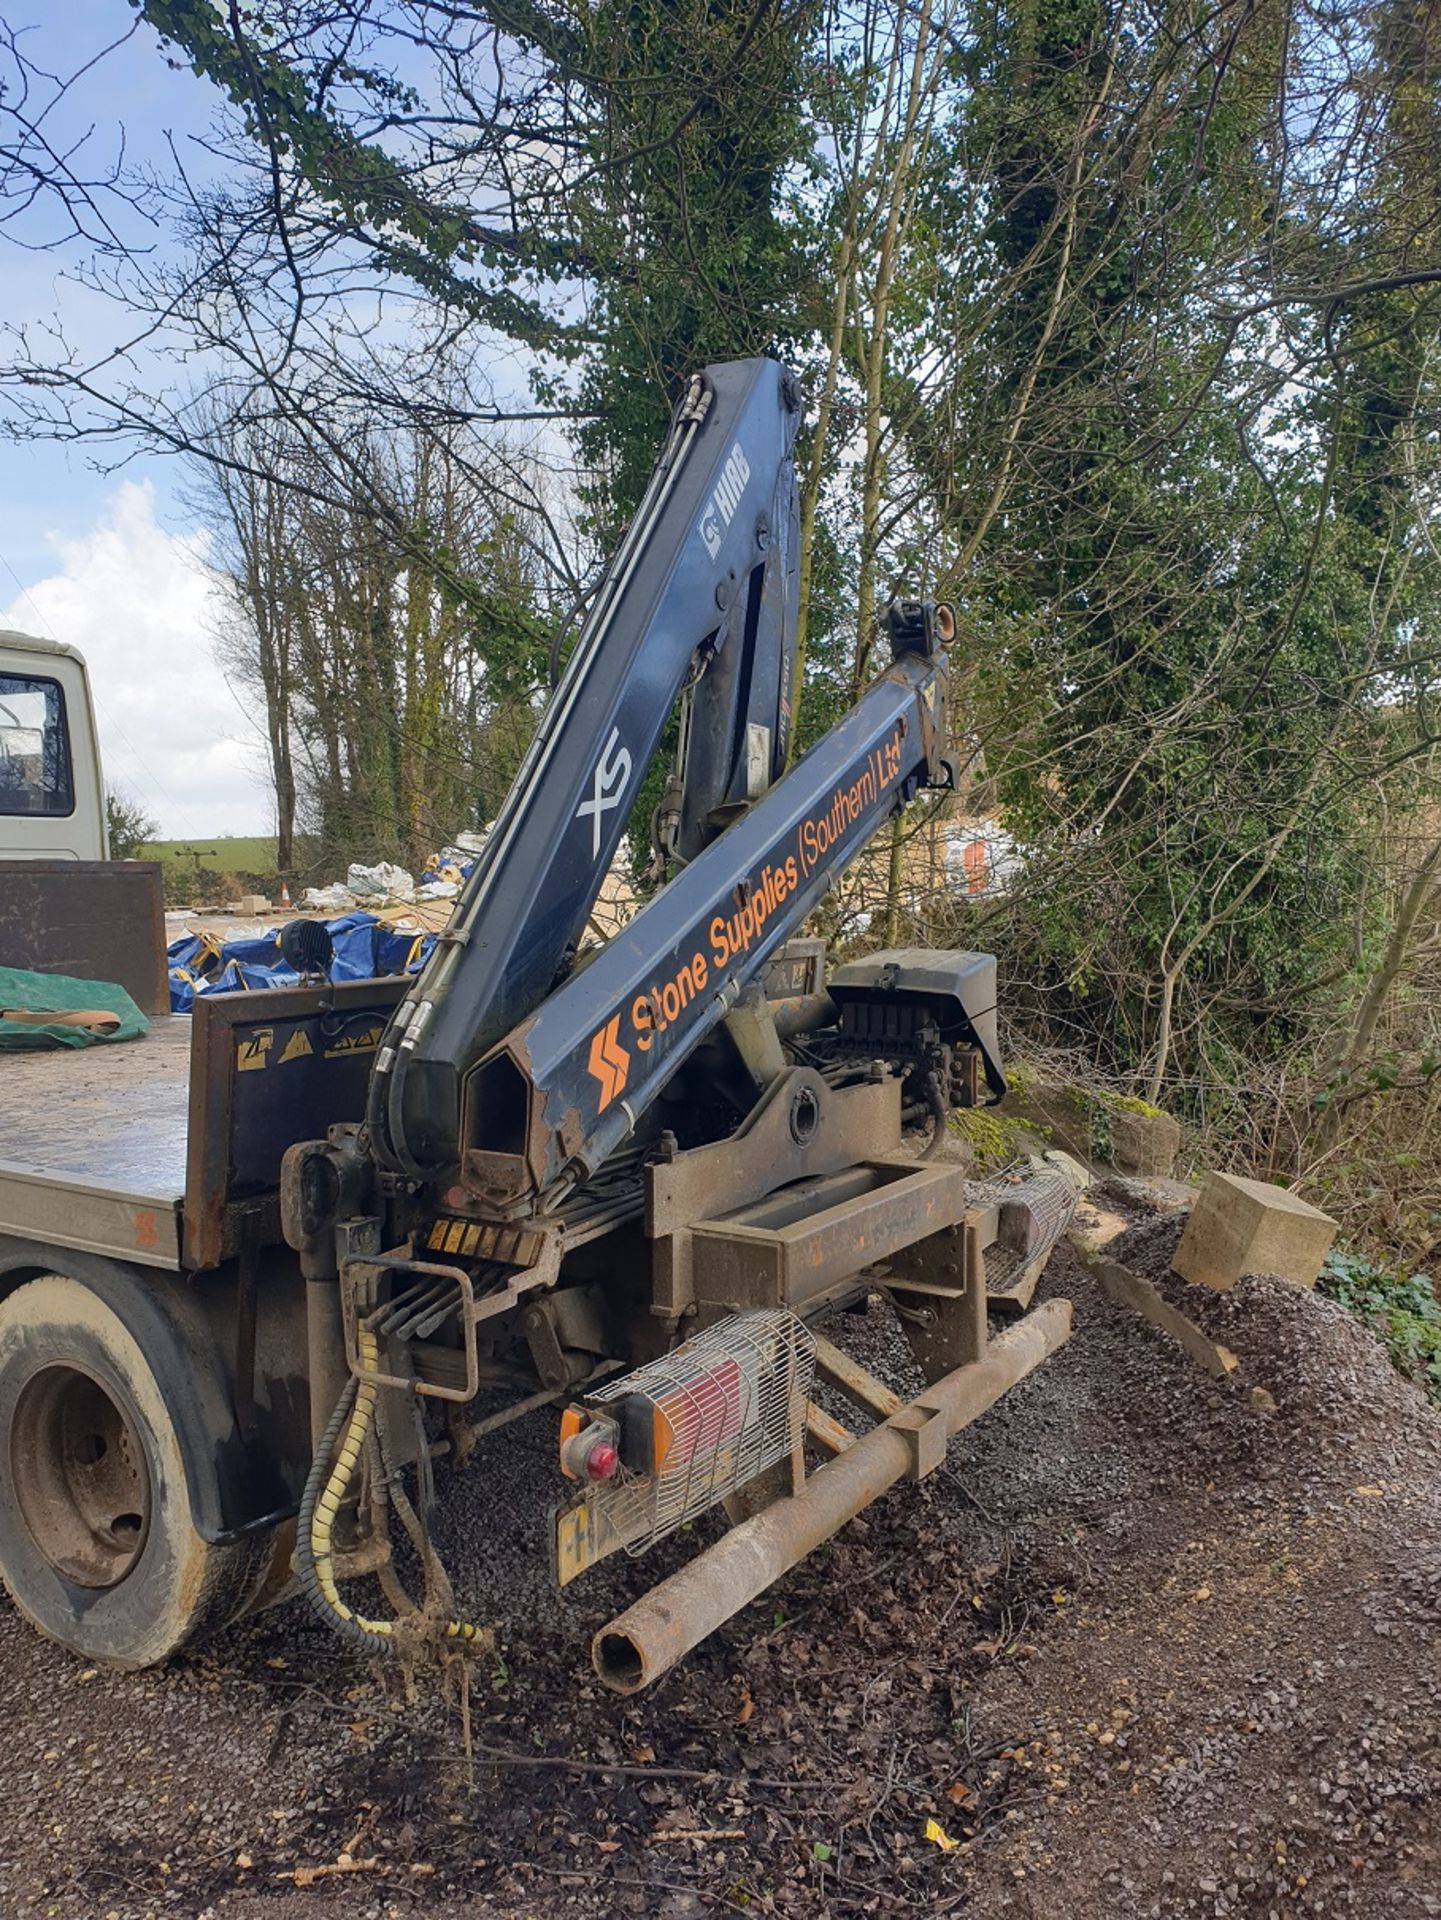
top-left (585, 1442), bottom-right (620, 1481)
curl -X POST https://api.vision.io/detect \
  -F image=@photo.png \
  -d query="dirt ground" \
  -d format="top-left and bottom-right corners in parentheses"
top-left (1, 1188), bottom-right (1437, 1920)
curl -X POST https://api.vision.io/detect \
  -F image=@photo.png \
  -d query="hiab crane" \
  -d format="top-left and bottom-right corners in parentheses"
top-left (0, 359), bottom-right (1075, 1685)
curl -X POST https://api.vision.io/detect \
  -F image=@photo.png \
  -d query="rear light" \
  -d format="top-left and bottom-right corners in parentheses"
top-left (559, 1409), bottom-right (622, 1482)
top-left (560, 1346), bottom-right (762, 1483)
top-left (649, 1353), bottom-right (750, 1472)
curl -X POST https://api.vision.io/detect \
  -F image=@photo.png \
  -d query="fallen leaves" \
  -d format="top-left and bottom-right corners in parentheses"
top-left (924, 1817), bottom-right (960, 1853)
top-left (737, 1684), bottom-right (757, 1725)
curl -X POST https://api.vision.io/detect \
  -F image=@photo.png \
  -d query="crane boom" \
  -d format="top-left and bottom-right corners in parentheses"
top-left (464, 616), bottom-right (953, 1213)
top-left (369, 357), bottom-right (802, 1178)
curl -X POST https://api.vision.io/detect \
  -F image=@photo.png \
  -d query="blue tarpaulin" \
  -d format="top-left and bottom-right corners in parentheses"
top-left (167, 913), bottom-right (436, 1012)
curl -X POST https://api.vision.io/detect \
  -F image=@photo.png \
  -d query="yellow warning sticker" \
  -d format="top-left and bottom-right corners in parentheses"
top-left (235, 1028), bottom-right (274, 1072)
top-left (324, 1023), bottom-right (382, 1059)
top-left (278, 1028), bottom-right (314, 1065)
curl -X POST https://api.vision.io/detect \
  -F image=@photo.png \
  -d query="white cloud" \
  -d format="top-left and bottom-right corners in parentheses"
top-left (1, 481), bottom-right (273, 840)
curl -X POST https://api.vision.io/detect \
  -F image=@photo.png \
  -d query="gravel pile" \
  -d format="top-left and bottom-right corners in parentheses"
top-left (0, 1210), bottom-right (1437, 1919)
top-left (1108, 1213), bottom-right (1429, 1436)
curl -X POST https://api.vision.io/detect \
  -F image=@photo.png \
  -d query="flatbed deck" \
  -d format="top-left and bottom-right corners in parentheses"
top-left (0, 1017), bottom-right (192, 1268)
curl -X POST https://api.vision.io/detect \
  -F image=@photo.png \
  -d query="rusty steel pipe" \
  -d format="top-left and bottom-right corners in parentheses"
top-left (768, 991), bottom-right (837, 1040)
top-left (593, 1297), bottom-right (1073, 1693)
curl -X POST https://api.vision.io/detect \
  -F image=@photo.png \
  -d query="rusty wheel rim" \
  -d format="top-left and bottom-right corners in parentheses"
top-left (10, 1364), bottom-right (151, 1588)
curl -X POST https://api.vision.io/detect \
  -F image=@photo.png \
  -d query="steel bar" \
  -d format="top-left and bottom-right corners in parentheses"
top-left (804, 1402), bottom-right (853, 1457)
top-left (769, 992), bottom-right (836, 1039)
top-left (811, 1333), bottom-right (904, 1420)
top-left (592, 1299), bottom-right (1072, 1694)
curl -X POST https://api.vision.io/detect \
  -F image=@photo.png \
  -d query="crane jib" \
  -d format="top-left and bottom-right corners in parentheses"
top-left (461, 649), bottom-right (947, 1209)
top-left (368, 356), bottom-right (802, 1177)
top-left (633, 726), bottom-right (907, 1048)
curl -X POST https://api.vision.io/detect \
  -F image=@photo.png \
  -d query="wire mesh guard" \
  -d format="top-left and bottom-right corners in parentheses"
top-left (579, 1310), bottom-right (816, 1560)
top-left (973, 1162), bottom-right (1080, 1290)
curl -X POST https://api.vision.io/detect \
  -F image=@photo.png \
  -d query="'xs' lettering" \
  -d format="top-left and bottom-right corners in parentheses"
top-left (576, 726), bottom-right (633, 858)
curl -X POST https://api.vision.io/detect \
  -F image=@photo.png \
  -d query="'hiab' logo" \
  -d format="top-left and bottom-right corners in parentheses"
top-left (698, 441), bottom-right (751, 559)
top-left (587, 1013), bottom-right (630, 1111)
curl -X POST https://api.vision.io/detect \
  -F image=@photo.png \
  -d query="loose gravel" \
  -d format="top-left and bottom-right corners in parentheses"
top-left (0, 1198), bottom-right (1437, 1919)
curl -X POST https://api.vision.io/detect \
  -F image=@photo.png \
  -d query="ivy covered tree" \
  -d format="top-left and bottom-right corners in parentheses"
top-left (3, 0), bottom-right (1441, 1233)
top-left (910, 0), bottom-right (1441, 1115)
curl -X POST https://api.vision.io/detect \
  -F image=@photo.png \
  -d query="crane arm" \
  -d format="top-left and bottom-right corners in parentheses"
top-left (368, 358), bottom-right (802, 1177)
top-left (461, 605), bottom-right (956, 1215)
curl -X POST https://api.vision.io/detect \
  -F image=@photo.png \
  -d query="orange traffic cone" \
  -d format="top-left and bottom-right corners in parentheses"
top-left (280, 881), bottom-right (292, 908)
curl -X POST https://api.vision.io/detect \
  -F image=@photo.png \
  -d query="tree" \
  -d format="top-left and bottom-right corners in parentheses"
top-left (898, 0), bottom-right (1441, 1129)
top-left (567, 0), bottom-right (821, 519)
top-left (105, 787), bottom-right (158, 861)
top-left (197, 401), bottom-right (555, 874)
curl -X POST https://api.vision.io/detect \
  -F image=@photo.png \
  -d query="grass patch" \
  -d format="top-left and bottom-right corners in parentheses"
top-left (1318, 1249), bottom-right (1441, 1406)
top-left (141, 837), bottom-right (280, 908)
top-left (142, 837), bottom-right (278, 874)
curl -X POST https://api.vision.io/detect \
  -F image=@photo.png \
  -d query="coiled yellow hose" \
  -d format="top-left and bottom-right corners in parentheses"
top-left (301, 1324), bottom-right (484, 1649)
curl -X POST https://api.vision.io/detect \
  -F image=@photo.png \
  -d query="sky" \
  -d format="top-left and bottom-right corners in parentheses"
top-left (2, 4), bottom-right (571, 842)
top-left (0, 2), bottom-right (274, 837)
top-left (0, 480), bottom-right (270, 839)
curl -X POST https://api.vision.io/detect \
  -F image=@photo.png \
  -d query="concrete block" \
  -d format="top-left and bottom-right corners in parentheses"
top-left (1043, 1148), bottom-right (1093, 1193)
top-left (236, 893), bottom-right (272, 913)
top-left (1171, 1172), bottom-right (1337, 1292)
top-left (1108, 1105), bottom-right (1181, 1178)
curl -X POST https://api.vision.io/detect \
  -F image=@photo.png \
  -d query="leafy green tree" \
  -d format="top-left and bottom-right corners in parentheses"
top-left (567, 0), bottom-right (821, 518)
top-left (105, 788), bottom-right (159, 862)
top-left (915, 0), bottom-right (1441, 1115)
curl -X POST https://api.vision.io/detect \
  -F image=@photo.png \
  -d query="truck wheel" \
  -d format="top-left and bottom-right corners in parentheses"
top-left (0, 1273), bottom-right (268, 1668)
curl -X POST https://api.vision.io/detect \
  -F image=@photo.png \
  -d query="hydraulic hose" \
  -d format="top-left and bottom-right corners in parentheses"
top-left (295, 1325), bottom-right (485, 1654)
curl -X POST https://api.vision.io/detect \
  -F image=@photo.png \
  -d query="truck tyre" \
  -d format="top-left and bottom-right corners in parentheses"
top-left (0, 1272), bottom-right (268, 1668)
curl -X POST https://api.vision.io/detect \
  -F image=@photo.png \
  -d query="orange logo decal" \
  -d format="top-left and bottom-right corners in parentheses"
top-left (587, 1014), bottom-right (630, 1111)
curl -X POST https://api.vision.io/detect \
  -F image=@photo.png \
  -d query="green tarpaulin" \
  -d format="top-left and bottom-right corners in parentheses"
top-left (0, 965), bottom-right (149, 1050)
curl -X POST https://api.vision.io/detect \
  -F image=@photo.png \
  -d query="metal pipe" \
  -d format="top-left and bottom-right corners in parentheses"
top-left (769, 992), bottom-right (836, 1039)
top-left (592, 1299), bottom-right (1072, 1693)
top-left (305, 1276), bottom-right (349, 1454)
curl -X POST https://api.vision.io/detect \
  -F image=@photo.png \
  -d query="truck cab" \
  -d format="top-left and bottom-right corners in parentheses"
top-left (0, 629), bottom-right (108, 861)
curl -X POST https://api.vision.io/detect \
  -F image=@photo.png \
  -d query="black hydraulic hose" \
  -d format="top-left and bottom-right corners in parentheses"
top-left (920, 1067), bottom-right (950, 1161)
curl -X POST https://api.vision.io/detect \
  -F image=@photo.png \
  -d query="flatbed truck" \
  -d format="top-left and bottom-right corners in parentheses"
top-left (0, 361), bottom-right (1074, 1687)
